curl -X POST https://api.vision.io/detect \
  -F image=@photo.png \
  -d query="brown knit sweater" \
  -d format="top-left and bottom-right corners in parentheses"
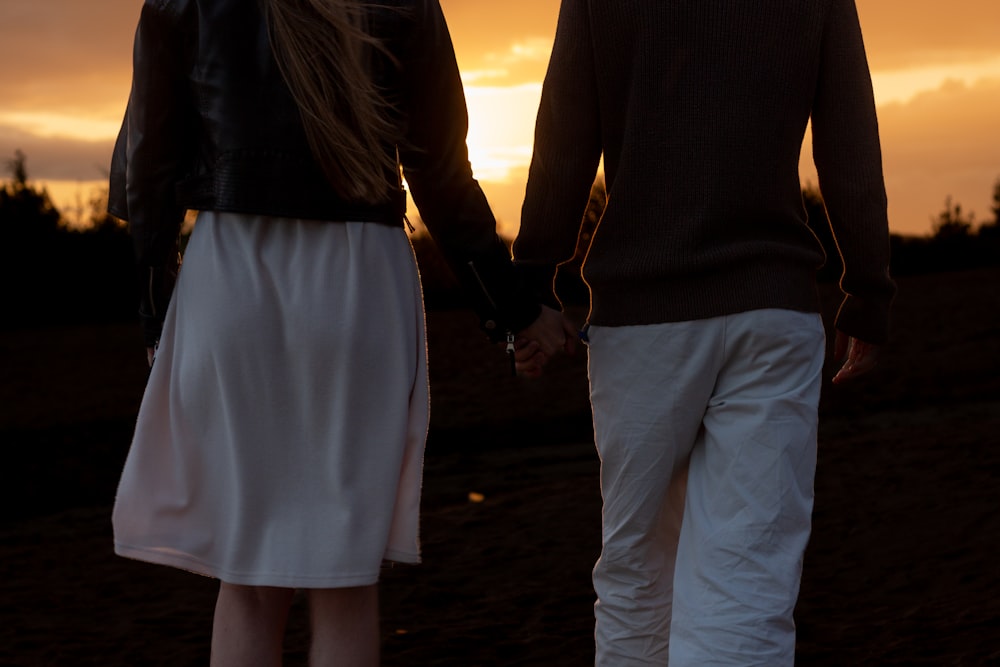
top-left (514, 0), bottom-right (895, 344)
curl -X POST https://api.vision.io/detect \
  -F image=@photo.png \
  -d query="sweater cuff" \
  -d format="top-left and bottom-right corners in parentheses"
top-left (834, 293), bottom-right (892, 345)
top-left (515, 263), bottom-right (561, 311)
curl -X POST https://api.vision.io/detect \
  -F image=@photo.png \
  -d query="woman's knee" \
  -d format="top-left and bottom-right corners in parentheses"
top-left (217, 583), bottom-right (295, 616)
top-left (308, 585), bottom-right (379, 618)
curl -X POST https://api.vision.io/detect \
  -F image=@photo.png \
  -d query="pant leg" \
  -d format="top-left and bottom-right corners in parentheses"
top-left (588, 321), bottom-right (724, 666)
top-left (670, 309), bottom-right (826, 666)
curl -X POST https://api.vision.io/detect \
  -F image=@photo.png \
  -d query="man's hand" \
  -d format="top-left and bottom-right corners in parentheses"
top-left (513, 305), bottom-right (578, 377)
top-left (832, 331), bottom-right (879, 384)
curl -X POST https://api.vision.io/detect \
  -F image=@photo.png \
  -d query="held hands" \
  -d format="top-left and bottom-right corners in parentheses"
top-left (832, 331), bottom-right (880, 384)
top-left (513, 305), bottom-right (578, 378)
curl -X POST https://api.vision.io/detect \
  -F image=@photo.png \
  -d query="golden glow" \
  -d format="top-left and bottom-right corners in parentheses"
top-left (0, 112), bottom-right (120, 141)
top-left (456, 34), bottom-right (554, 86)
top-left (3, 0), bottom-right (999, 237)
top-left (41, 179), bottom-right (109, 229)
top-left (460, 69), bottom-right (511, 84)
top-left (871, 55), bottom-right (1000, 105)
top-left (464, 83), bottom-right (541, 183)
top-left (483, 37), bottom-right (552, 68)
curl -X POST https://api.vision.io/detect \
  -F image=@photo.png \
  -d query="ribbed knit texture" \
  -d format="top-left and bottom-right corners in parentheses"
top-left (514, 0), bottom-right (895, 344)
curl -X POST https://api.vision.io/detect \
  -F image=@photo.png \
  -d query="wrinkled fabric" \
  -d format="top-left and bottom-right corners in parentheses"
top-left (114, 213), bottom-right (429, 587)
top-left (588, 309), bottom-right (825, 665)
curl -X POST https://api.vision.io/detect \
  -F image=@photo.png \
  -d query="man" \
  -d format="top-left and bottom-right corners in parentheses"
top-left (513, 1), bottom-right (894, 664)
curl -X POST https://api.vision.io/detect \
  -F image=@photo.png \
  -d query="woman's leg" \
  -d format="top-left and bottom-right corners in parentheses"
top-left (210, 583), bottom-right (295, 667)
top-left (307, 585), bottom-right (380, 667)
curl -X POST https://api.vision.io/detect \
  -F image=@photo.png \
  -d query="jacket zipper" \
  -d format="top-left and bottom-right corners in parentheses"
top-left (466, 261), bottom-right (498, 312)
top-left (468, 260), bottom-right (517, 376)
top-left (147, 267), bottom-right (158, 319)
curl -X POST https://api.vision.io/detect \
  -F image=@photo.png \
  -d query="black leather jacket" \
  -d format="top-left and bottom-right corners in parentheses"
top-left (110, 0), bottom-right (539, 345)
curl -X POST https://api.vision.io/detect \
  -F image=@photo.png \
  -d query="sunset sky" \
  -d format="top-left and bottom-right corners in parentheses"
top-left (1, 0), bottom-right (998, 237)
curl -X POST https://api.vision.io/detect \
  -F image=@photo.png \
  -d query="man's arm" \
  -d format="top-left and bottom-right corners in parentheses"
top-left (812, 0), bottom-right (895, 347)
top-left (513, 0), bottom-right (603, 308)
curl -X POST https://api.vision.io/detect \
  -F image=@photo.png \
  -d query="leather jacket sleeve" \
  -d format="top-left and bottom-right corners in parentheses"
top-left (111, 0), bottom-right (197, 346)
top-left (398, 0), bottom-right (540, 339)
top-left (110, 0), bottom-right (540, 346)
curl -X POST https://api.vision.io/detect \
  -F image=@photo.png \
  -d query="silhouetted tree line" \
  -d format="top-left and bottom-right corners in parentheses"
top-left (2, 148), bottom-right (998, 329)
top-left (886, 188), bottom-right (1000, 275)
top-left (0, 151), bottom-right (137, 329)
top-left (807, 182), bottom-right (1000, 279)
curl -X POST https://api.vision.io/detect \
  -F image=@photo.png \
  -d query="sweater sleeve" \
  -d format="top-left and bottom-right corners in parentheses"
top-left (512, 0), bottom-right (603, 308)
top-left (811, 0), bottom-right (895, 344)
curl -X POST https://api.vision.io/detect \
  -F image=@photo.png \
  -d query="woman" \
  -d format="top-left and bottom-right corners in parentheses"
top-left (108, 0), bottom-right (569, 664)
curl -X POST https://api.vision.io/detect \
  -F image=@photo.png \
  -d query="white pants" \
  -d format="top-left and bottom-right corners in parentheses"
top-left (588, 309), bottom-right (826, 666)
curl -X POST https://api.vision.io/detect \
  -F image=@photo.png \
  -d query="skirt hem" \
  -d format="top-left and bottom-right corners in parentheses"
top-left (114, 541), bottom-right (410, 588)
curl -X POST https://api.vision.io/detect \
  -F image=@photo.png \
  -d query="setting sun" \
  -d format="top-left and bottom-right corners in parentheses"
top-left (463, 83), bottom-right (540, 183)
top-left (0, 112), bottom-right (120, 142)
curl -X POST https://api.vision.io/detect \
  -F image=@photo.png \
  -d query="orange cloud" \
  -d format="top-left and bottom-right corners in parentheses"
top-left (857, 0), bottom-right (1000, 70)
top-left (879, 78), bottom-right (1000, 231)
top-left (3, 0), bottom-right (997, 239)
top-left (801, 77), bottom-right (1000, 235)
top-left (441, 0), bottom-right (558, 85)
top-left (0, 0), bottom-right (136, 116)
top-left (0, 124), bottom-right (113, 181)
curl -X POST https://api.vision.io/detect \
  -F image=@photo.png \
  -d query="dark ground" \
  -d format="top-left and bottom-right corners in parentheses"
top-left (1, 267), bottom-right (999, 666)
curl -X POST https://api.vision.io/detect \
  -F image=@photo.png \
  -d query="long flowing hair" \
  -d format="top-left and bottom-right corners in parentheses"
top-left (262, 0), bottom-right (399, 202)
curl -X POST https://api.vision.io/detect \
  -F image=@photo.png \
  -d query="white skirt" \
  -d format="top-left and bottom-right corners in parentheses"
top-left (113, 212), bottom-right (429, 588)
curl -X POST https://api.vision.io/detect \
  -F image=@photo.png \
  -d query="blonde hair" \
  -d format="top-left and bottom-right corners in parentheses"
top-left (263, 0), bottom-right (399, 202)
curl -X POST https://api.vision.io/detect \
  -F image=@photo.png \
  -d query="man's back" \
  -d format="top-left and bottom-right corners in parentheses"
top-left (516, 0), bottom-right (893, 344)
